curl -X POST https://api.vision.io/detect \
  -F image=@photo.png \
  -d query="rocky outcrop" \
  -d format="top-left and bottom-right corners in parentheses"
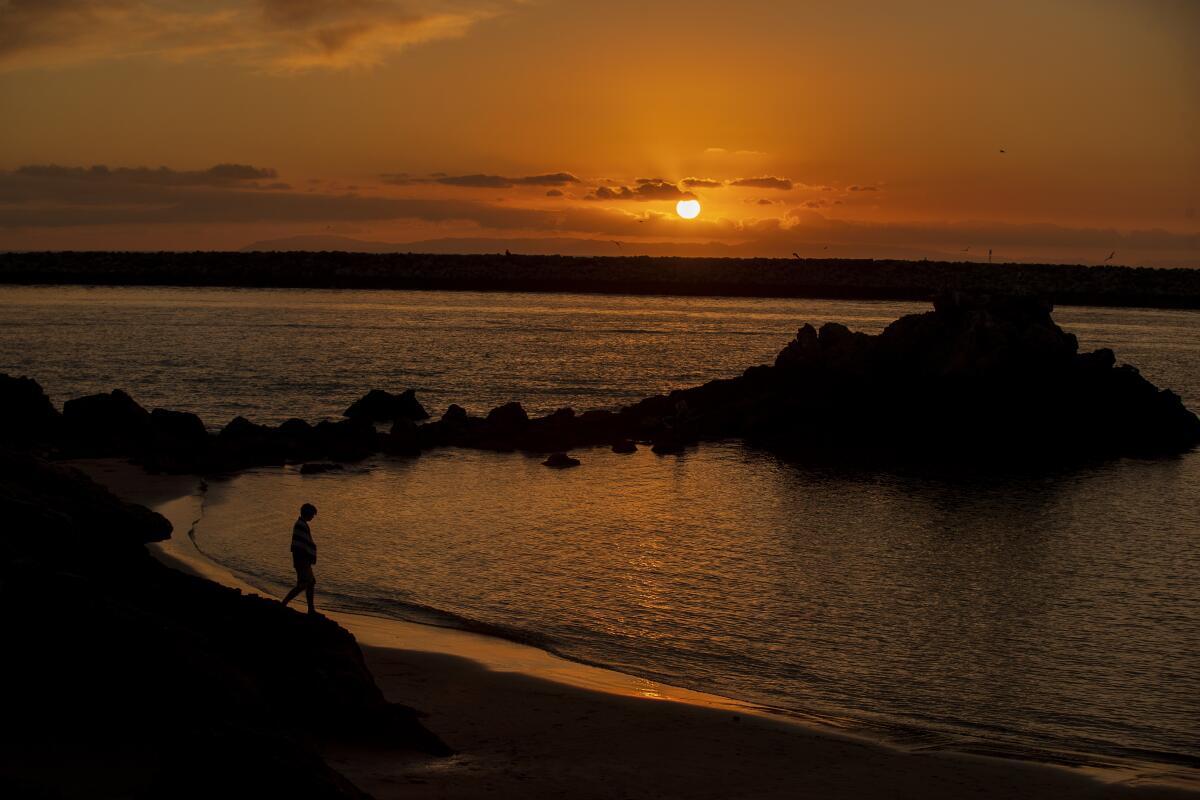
top-left (343, 388), bottom-right (429, 422)
top-left (4, 295), bottom-right (1197, 472)
top-left (743, 293), bottom-right (1200, 459)
top-left (0, 447), bottom-right (449, 798)
top-left (0, 374), bottom-right (61, 448)
top-left (62, 388), bottom-right (154, 456)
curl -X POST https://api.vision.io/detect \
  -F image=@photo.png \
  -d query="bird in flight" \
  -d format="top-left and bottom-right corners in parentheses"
top-left (611, 241), bottom-right (623, 248)
top-left (792, 252), bottom-right (801, 259)
top-left (999, 148), bottom-right (1007, 154)
top-left (822, 245), bottom-right (829, 250)
top-left (961, 247), bottom-right (971, 253)
top-left (1104, 251), bottom-right (1115, 262)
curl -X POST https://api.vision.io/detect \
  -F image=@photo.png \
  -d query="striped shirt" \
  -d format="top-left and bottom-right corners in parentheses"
top-left (291, 518), bottom-right (317, 562)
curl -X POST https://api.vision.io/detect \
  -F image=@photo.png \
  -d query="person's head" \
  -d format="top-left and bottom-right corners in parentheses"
top-left (300, 503), bottom-right (317, 521)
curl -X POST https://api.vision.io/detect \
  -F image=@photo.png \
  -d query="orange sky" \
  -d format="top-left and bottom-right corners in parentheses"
top-left (1, 0), bottom-right (1197, 265)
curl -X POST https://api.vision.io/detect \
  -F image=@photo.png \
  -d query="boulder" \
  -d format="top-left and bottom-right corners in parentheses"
top-left (343, 389), bottom-right (429, 422)
top-left (0, 373), bottom-right (61, 446)
top-left (213, 416), bottom-right (285, 469)
top-left (382, 418), bottom-right (422, 457)
top-left (313, 419), bottom-right (377, 462)
top-left (150, 408), bottom-right (208, 448)
top-left (485, 401), bottom-right (529, 430)
top-left (277, 418), bottom-right (320, 460)
top-left (62, 389), bottom-right (153, 456)
top-left (542, 452), bottom-right (580, 468)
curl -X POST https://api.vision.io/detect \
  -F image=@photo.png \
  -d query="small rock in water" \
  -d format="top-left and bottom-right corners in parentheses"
top-left (611, 438), bottom-right (637, 454)
top-left (542, 452), bottom-right (580, 468)
top-left (299, 462), bottom-right (343, 475)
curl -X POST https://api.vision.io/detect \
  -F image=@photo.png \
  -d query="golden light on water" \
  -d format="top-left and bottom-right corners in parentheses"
top-left (676, 200), bottom-right (701, 219)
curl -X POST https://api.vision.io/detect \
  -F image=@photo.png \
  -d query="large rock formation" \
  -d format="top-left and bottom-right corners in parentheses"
top-left (3, 294), bottom-right (1196, 471)
top-left (0, 449), bottom-right (449, 798)
top-left (747, 294), bottom-right (1200, 458)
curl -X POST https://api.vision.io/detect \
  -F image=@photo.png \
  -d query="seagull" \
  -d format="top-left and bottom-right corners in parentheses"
top-left (611, 241), bottom-right (623, 248)
top-left (792, 252), bottom-right (801, 259)
top-left (822, 245), bottom-right (829, 250)
top-left (961, 247), bottom-right (970, 253)
top-left (1104, 251), bottom-right (1115, 262)
top-left (999, 148), bottom-right (1007, 154)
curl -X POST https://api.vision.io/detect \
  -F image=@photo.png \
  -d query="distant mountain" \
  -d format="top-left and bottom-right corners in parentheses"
top-left (240, 234), bottom-right (942, 261)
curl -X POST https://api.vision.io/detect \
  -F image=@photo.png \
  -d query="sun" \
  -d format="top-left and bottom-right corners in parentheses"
top-left (676, 199), bottom-right (701, 219)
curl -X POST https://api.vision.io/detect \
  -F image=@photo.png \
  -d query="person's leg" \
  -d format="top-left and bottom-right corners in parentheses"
top-left (305, 582), bottom-right (317, 614)
top-left (282, 583), bottom-right (303, 605)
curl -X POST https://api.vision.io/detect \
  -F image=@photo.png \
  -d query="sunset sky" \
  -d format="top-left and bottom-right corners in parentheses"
top-left (1, 0), bottom-right (1197, 265)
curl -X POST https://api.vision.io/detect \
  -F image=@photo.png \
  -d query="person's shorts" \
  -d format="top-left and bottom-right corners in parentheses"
top-left (292, 553), bottom-right (315, 586)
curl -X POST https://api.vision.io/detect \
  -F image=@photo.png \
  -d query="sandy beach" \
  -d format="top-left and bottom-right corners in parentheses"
top-left (71, 458), bottom-right (1197, 800)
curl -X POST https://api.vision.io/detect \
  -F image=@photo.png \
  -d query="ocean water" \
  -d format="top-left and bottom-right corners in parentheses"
top-left (2, 285), bottom-right (1198, 780)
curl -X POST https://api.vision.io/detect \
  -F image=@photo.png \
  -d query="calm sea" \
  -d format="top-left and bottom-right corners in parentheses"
top-left (2, 285), bottom-right (1198, 780)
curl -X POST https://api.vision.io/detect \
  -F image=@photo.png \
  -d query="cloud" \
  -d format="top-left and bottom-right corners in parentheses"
top-left (0, 0), bottom-right (516, 73)
top-left (681, 177), bottom-right (723, 188)
top-left (3, 163), bottom-right (1195, 266)
top-left (728, 176), bottom-right (793, 190)
top-left (585, 179), bottom-right (694, 202)
top-left (435, 174), bottom-right (515, 188)
top-left (0, 162), bottom-right (655, 235)
top-left (382, 171), bottom-right (581, 188)
top-left (14, 163), bottom-right (278, 186)
top-left (514, 173), bottom-right (580, 186)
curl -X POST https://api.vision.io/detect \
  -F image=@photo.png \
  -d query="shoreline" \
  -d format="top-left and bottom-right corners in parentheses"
top-left (75, 458), bottom-right (1200, 798)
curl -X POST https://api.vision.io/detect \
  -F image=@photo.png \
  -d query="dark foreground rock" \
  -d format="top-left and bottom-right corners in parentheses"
top-left (0, 373), bottom-right (61, 447)
top-left (0, 449), bottom-right (448, 799)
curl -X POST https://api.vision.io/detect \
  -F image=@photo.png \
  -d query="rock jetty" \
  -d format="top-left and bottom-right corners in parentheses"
top-left (3, 295), bottom-right (1197, 473)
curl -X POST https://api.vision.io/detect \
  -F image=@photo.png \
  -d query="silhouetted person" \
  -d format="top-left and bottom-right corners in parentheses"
top-left (282, 503), bottom-right (320, 615)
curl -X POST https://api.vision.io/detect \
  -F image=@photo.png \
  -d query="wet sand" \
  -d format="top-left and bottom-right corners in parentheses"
top-left (75, 459), bottom-right (1199, 799)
